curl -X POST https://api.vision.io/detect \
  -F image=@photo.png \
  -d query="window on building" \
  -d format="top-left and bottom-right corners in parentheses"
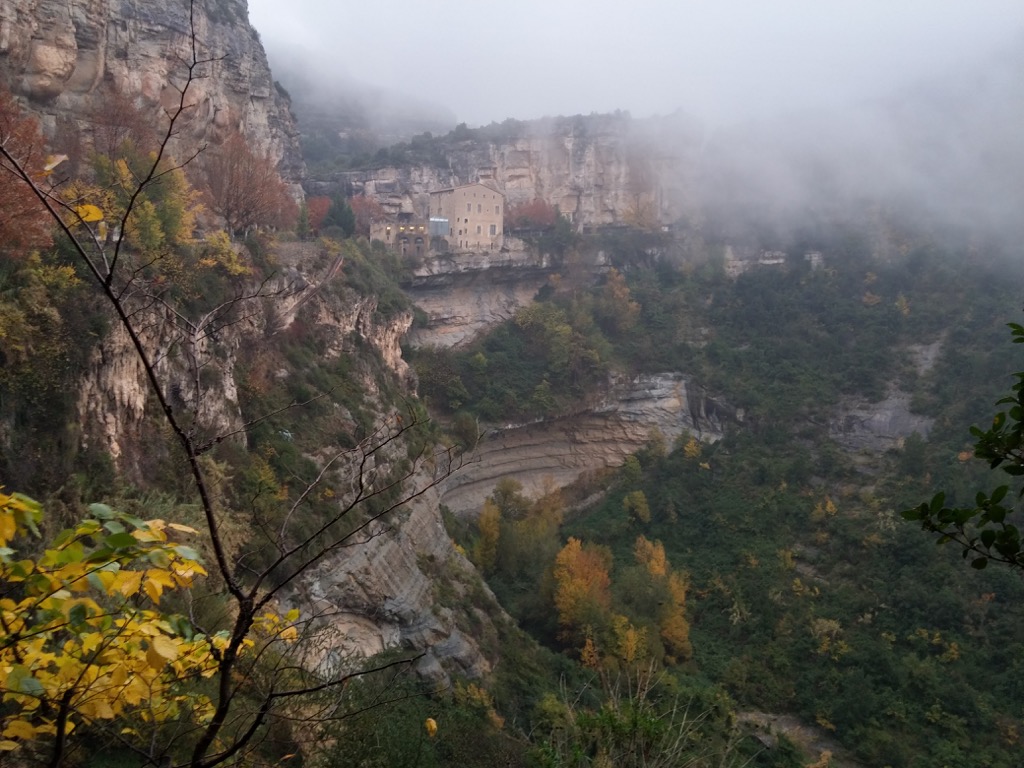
top-left (476, 225), bottom-right (481, 235)
top-left (466, 203), bottom-right (471, 212)
top-left (489, 224), bottom-right (496, 236)
top-left (495, 205), bottom-right (500, 214)
top-left (477, 204), bottom-right (482, 213)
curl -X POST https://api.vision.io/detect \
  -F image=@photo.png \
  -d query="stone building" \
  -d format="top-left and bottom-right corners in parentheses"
top-left (369, 213), bottom-right (429, 259)
top-left (429, 183), bottom-right (504, 251)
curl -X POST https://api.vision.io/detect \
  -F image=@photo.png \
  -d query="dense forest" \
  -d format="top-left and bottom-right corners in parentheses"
top-left (412, 225), bottom-right (1024, 767)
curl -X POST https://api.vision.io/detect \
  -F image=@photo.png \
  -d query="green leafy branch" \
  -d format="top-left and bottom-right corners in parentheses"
top-left (902, 322), bottom-right (1024, 571)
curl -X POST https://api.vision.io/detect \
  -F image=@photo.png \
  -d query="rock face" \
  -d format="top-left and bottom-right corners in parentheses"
top-left (77, 300), bottom-right (248, 474)
top-left (74, 247), bottom-right (495, 681)
top-left (829, 341), bottom-right (940, 453)
top-left (329, 113), bottom-right (700, 228)
top-left (297, 483), bottom-right (494, 680)
top-left (829, 393), bottom-right (933, 453)
top-left (404, 244), bottom-right (556, 348)
top-left (0, 0), bottom-right (302, 180)
top-left (441, 373), bottom-right (729, 515)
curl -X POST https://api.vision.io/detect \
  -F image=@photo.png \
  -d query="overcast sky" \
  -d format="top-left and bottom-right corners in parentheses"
top-left (247, 0), bottom-right (1024, 128)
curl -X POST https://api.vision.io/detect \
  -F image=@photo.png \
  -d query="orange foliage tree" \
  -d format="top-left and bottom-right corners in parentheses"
top-left (597, 267), bottom-right (641, 335)
top-left (306, 195), bottom-right (331, 233)
top-left (473, 498), bottom-right (501, 574)
top-left (552, 537), bottom-right (613, 641)
top-left (660, 572), bottom-right (692, 662)
top-left (633, 535), bottom-right (691, 663)
top-left (349, 195), bottom-right (385, 237)
top-left (202, 131), bottom-right (296, 237)
top-left (506, 198), bottom-right (559, 230)
top-left (0, 87), bottom-right (53, 252)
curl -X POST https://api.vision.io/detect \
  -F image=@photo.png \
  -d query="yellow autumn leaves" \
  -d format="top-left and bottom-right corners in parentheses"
top-left (553, 534), bottom-right (692, 668)
top-left (0, 491), bottom-right (301, 755)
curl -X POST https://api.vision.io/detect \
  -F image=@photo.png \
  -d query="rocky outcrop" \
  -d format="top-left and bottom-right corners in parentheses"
top-left (404, 245), bottom-right (556, 348)
top-left (829, 341), bottom-right (941, 453)
top-left (76, 304), bottom-right (247, 472)
top-left (74, 246), bottom-right (495, 679)
top-left (0, 0), bottom-right (302, 180)
top-left (329, 113), bottom-right (699, 228)
top-left (296, 483), bottom-right (494, 680)
top-left (441, 373), bottom-right (729, 515)
top-left (829, 393), bottom-right (933, 453)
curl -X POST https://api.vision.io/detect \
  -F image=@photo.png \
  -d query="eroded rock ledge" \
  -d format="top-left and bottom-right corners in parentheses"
top-left (441, 373), bottom-right (731, 514)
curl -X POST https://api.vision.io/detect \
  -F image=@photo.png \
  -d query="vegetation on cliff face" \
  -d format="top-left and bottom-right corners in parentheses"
top-left (0, 59), bottom-right (469, 767)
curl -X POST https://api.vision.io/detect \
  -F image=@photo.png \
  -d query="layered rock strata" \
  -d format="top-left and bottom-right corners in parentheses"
top-left (441, 374), bottom-right (729, 515)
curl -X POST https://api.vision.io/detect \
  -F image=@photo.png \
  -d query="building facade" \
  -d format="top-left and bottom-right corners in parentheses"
top-left (429, 183), bottom-right (504, 251)
top-left (369, 213), bottom-right (429, 259)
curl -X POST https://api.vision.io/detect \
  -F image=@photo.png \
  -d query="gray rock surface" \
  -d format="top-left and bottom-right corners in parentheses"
top-left (0, 0), bottom-right (302, 180)
top-left (441, 373), bottom-right (728, 515)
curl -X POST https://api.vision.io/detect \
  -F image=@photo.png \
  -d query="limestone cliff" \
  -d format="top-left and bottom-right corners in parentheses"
top-left (0, 0), bottom-right (302, 180)
top-left (404, 244), bottom-right (558, 348)
top-left (327, 112), bottom-right (700, 228)
top-left (440, 373), bottom-right (730, 515)
top-left (74, 245), bottom-right (496, 681)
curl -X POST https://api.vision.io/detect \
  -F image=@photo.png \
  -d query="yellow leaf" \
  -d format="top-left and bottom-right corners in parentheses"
top-left (167, 523), bottom-right (198, 534)
top-left (44, 154), bottom-right (68, 172)
top-left (123, 675), bottom-right (150, 705)
top-left (110, 665), bottom-right (128, 688)
top-left (147, 645), bottom-right (168, 671)
top-left (148, 570), bottom-right (177, 587)
top-left (0, 740), bottom-right (20, 751)
top-left (150, 635), bottom-right (179, 661)
top-left (0, 510), bottom-right (15, 546)
top-left (82, 698), bottom-right (116, 720)
top-left (143, 577), bottom-right (163, 604)
top-left (3, 720), bottom-right (35, 740)
top-left (114, 570), bottom-right (143, 597)
top-left (425, 717), bottom-right (438, 738)
top-left (75, 204), bottom-right (104, 223)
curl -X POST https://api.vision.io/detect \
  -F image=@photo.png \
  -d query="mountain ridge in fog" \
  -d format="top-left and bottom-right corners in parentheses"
top-left (267, 33), bottom-right (1024, 246)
